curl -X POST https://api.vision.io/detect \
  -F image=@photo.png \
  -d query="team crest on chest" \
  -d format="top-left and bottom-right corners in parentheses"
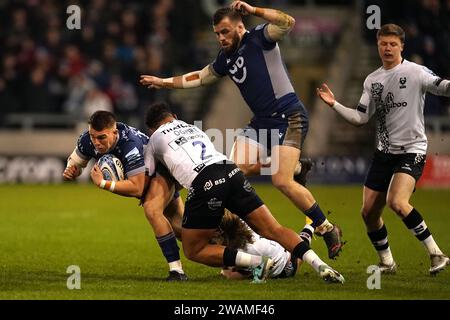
top-left (399, 77), bottom-right (407, 89)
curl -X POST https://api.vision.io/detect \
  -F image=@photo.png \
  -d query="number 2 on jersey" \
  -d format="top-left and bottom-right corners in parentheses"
top-left (192, 141), bottom-right (207, 160)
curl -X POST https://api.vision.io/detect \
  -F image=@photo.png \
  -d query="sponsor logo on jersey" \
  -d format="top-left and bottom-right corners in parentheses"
top-left (204, 180), bottom-right (213, 191)
top-left (161, 123), bottom-right (191, 135)
top-left (207, 198), bottom-right (223, 210)
top-left (243, 180), bottom-right (253, 192)
top-left (228, 167), bottom-right (240, 178)
top-left (214, 178), bottom-right (225, 186)
top-left (174, 136), bottom-right (188, 146)
top-left (193, 163), bottom-right (206, 173)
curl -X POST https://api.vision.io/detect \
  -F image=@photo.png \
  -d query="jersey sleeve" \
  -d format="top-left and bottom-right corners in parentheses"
top-left (357, 77), bottom-right (376, 119)
top-left (76, 133), bottom-right (93, 161)
top-left (211, 51), bottom-right (228, 77)
top-left (144, 140), bottom-right (157, 178)
top-left (121, 139), bottom-right (146, 177)
top-left (420, 65), bottom-right (450, 96)
top-left (251, 24), bottom-right (277, 51)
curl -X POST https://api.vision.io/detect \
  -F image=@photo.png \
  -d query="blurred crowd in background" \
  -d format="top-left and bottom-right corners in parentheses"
top-left (0, 0), bottom-right (449, 129)
top-left (0, 0), bottom-right (209, 126)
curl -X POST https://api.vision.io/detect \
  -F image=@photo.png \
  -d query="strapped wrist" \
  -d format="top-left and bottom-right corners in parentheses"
top-left (100, 179), bottom-right (116, 192)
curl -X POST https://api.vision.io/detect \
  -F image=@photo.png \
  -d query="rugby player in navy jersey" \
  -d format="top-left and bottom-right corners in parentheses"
top-left (63, 111), bottom-right (188, 281)
top-left (140, 1), bottom-right (343, 259)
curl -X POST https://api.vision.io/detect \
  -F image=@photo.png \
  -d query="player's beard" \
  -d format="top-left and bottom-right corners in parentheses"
top-left (223, 31), bottom-right (241, 55)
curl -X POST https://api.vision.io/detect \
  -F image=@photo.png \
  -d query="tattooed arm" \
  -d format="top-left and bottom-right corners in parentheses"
top-left (231, 1), bottom-right (295, 41)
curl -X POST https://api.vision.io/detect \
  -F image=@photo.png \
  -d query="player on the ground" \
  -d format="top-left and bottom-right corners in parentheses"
top-left (139, 1), bottom-right (343, 259)
top-left (317, 24), bottom-right (450, 275)
top-left (63, 111), bottom-right (187, 281)
top-left (211, 211), bottom-right (301, 280)
top-left (143, 102), bottom-right (345, 284)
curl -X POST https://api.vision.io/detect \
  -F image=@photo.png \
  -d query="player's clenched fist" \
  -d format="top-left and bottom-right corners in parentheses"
top-left (230, 1), bottom-right (255, 15)
top-left (140, 75), bottom-right (164, 89)
top-left (63, 165), bottom-right (81, 181)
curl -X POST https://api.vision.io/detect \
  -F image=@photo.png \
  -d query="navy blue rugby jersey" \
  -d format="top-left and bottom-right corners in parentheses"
top-left (211, 23), bottom-right (302, 118)
top-left (76, 122), bottom-right (149, 177)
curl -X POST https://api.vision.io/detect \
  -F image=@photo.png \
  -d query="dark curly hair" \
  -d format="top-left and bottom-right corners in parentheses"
top-left (145, 102), bottom-right (174, 130)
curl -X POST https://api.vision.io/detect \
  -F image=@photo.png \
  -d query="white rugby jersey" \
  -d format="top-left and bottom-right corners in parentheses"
top-left (358, 59), bottom-right (448, 154)
top-left (239, 228), bottom-right (291, 278)
top-left (144, 119), bottom-right (227, 189)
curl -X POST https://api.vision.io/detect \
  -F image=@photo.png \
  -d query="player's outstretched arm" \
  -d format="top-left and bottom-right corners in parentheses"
top-left (90, 165), bottom-right (145, 198)
top-left (317, 83), bottom-right (369, 127)
top-left (231, 1), bottom-right (295, 41)
top-left (63, 147), bottom-right (89, 181)
top-left (140, 65), bottom-right (219, 90)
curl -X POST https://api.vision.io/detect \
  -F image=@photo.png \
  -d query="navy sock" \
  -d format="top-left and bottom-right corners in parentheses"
top-left (304, 203), bottom-right (327, 228)
top-left (156, 232), bottom-right (180, 263)
top-left (223, 247), bottom-right (238, 267)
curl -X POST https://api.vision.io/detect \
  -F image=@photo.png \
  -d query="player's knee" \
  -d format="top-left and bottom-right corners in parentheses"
top-left (386, 197), bottom-right (408, 216)
top-left (182, 244), bottom-right (202, 262)
top-left (271, 174), bottom-right (291, 193)
top-left (143, 203), bottom-right (163, 224)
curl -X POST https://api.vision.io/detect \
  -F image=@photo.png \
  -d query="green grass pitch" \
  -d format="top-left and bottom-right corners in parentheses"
top-left (0, 184), bottom-right (449, 300)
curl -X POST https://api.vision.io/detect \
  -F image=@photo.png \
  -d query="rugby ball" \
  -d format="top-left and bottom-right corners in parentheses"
top-left (97, 154), bottom-right (125, 181)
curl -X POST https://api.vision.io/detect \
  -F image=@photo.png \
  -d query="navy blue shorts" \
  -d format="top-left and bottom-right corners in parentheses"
top-left (239, 107), bottom-right (309, 156)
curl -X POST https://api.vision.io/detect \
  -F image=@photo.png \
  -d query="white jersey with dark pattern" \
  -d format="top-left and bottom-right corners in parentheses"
top-left (358, 59), bottom-right (445, 154)
top-left (242, 229), bottom-right (291, 278)
top-left (144, 120), bottom-right (227, 189)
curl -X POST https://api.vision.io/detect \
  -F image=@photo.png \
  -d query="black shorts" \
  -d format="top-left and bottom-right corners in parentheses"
top-left (183, 161), bottom-right (264, 229)
top-left (364, 150), bottom-right (426, 192)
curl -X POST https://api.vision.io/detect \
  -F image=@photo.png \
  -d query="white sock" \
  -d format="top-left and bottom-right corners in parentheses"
top-left (316, 219), bottom-right (333, 235)
top-left (235, 251), bottom-right (262, 267)
top-left (169, 260), bottom-right (184, 273)
top-left (422, 235), bottom-right (443, 256)
top-left (301, 249), bottom-right (326, 273)
top-left (378, 248), bottom-right (394, 265)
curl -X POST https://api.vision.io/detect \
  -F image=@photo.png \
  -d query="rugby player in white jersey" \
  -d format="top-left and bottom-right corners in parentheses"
top-left (211, 211), bottom-right (301, 280)
top-left (143, 102), bottom-right (345, 283)
top-left (317, 24), bottom-right (450, 275)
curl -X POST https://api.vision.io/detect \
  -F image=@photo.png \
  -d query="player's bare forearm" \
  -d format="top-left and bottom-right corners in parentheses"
top-left (140, 65), bottom-right (218, 90)
top-left (254, 7), bottom-right (295, 29)
top-left (91, 166), bottom-right (144, 198)
top-left (110, 179), bottom-right (144, 198)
